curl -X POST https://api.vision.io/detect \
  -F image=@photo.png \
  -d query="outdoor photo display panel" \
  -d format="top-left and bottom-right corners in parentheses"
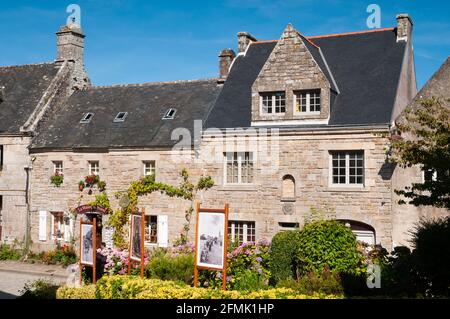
top-left (196, 211), bottom-right (226, 269)
top-left (81, 223), bottom-right (94, 265)
top-left (131, 214), bottom-right (142, 261)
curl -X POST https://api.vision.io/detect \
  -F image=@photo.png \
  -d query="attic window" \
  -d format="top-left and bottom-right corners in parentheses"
top-left (80, 112), bottom-right (94, 123)
top-left (162, 108), bottom-right (177, 120)
top-left (114, 112), bottom-right (128, 122)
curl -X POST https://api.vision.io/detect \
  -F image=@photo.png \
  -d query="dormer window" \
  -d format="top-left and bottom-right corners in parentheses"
top-left (80, 112), bottom-right (94, 123)
top-left (260, 92), bottom-right (285, 114)
top-left (114, 112), bottom-right (128, 122)
top-left (162, 108), bottom-right (176, 120)
top-left (294, 90), bottom-right (321, 114)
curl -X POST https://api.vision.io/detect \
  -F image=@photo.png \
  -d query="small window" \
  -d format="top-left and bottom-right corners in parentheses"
top-left (225, 152), bottom-right (253, 184)
top-left (295, 90), bottom-right (321, 114)
top-left (114, 112), bottom-right (128, 122)
top-left (88, 161), bottom-right (100, 175)
top-left (228, 221), bottom-right (255, 245)
top-left (80, 113), bottom-right (94, 123)
top-left (260, 92), bottom-right (285, 114)
top-left (143, 161), bottom-right (156, 177)
top-left (53, 161), bottom-right (63, 175)
top-left (162, 108), bottom-right (177, 120)
top-left (144, 215), bottom-right (158, 244)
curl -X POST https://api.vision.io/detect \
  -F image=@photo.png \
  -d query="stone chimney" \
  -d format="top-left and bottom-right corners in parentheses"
top-left (56, 23), bottom-right (85, 63)
top-left (219, 49), bottom-right (236, 80)
top-left (237, 32), bottom-right (257, 53)
top-left (396, 14), bottom-right (413, 42)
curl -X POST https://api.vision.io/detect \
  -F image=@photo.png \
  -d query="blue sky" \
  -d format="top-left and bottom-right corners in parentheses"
top-left (0, 0), bottom-right (449, 89)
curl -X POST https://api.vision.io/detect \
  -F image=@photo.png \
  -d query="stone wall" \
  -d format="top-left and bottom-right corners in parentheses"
top-left (27, 128), bottom-right (431, 252)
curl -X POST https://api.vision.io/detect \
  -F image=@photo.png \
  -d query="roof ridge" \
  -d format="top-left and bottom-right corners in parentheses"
top-left (253, 28), bottom-right (396, 44)
top-left (89, 78), bottom-right (220, 90)
top-left (0, 61), bottom-right (55, 70)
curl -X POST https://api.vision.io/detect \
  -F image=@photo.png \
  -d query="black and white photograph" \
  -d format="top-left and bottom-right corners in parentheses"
top-left (81, 224), bottom-right (94, 265)
top-left (131, 214), bottom-right (142, 261)
top-left (196, 212), bottom-right (225, 269)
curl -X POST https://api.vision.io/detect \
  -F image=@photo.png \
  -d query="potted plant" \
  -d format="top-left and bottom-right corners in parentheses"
top-left (78, 180), bottom-right (85, 191)
top-left (98, 180), bottom-right (106, 192)
top-left (85, 174), bottom-right (99, 187)
top-left (50, 172), bottom-right (64, 187)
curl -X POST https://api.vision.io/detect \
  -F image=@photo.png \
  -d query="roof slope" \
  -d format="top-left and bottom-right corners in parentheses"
top-left (0, 63), bottom-right (60, 134)
top-left (205, 29), bottom-right (406, 128)
top-left (31, 79), bottom-right (222, 149)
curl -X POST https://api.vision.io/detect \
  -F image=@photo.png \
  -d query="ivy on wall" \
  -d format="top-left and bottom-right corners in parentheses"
top-left (108, 169), bottom-right (214, 247)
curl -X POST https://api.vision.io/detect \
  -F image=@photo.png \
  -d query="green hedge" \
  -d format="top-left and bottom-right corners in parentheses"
top-left (269, 230), bottom-right (301, 284)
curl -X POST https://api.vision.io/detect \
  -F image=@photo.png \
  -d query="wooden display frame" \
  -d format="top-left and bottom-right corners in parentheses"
top-left (193, 203), bottom-right (229, 290)
top-left (79, 218), bottom-right (97, 284)
top-left (128, 207), bottom-right (145, 278)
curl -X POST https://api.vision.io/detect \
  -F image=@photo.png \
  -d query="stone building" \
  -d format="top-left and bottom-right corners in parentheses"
top-left (0, 14), bottom-right (448, 252)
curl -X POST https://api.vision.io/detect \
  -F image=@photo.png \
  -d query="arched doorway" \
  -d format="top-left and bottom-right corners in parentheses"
top-left (337, 219), bottom-right (376, 245)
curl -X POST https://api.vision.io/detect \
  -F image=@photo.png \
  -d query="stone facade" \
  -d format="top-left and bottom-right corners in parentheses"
top-left (251, 24), bottom-right (331, 123)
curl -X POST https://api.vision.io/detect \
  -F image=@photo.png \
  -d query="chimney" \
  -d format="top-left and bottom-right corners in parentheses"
top-left (237, 32), bottom-right (257, 53)
top-left (396, 14), bottom-right (413, 42)
top-left (219, 49), bottom-right (236, 80)
top-left (56, 23), bottom-right (85, 63)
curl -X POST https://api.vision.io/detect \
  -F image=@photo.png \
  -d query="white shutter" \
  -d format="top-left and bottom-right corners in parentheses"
top-left (39, 211), bottom-right (47, 241)
top-left (157, 215), bottom-right (168, 247)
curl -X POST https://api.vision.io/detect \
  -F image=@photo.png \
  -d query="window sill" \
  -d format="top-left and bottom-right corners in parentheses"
top-left (219, 184), bottom-right (257, 192)
top-left (280, 197), bottom-right (296, 202)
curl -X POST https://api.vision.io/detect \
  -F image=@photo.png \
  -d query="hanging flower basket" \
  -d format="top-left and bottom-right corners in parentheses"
top-left (78, 180), bottom-right (85, 191)
top-left (50, 172), bottom-right (64, 187)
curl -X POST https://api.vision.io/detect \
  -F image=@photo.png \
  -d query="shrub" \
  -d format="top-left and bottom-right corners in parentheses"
top-left (98, 247), bottom-right (131, 275)
top-left (269, 230), bottom-right (301, 284)
top-left (86, 275), bottom-right (342, 299)
top-left (0, 243), bottom-right (22, 260)
top-left (410, 217), bottom-right (450, 296)
top-left (296, 220), bottom-right (366, 276)
top-left (145, 252), bottom-right (194, 284)
top-left (50, 173), bottom-right (64, 187)
top-left (19, 279), bottom-right (59, 299)
top-left (41, 244), bottom-right (77, 266)
top-left (56, 285), bottom-right (96, 299)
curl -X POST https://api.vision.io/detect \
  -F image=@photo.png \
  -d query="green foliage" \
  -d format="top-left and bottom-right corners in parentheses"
top-left (145, 252), bottom-right (194, 284)
top-left (64, 275), bottom-right (342, 299)
top-left (390, 97), bottom-right (450, 209)
top-left (56, 285), bottom-right (96, 299)
top-left (19, 279), bottom-right (59, 299)
top-left (296, 220), bottom-right (366, 276)
top-left (0, 243), bottom-right (22, 260)
top-left (50, 173), bottom-right (64, 187)
top-left (109, 169), bottom-right (214, 247)
top-left (89, 192), bottom-right (112, 214)
top-left (232, 269), bottom-right (267, 292)
top-left (269, 230), bottom-right (301, 284)
top-left (410, 216), bottom-right (450, 296)
top-left (277, 268), bottom-right (344, 296)
top-left (38, 244), bottom-right (77, 266)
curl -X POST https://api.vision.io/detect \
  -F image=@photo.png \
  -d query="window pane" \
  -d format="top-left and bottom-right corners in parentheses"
top-left (274, 92), bottom-right (286, 113)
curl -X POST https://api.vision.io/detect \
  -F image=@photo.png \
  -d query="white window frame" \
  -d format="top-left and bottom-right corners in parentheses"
top-left (228, 221), bottom-right (256, 245)
top-left (224, 152), bottom-right (254, 185)
top-left (260, 92), bottom-right (286, 115)
top-left (53, 161), bottom-right (63, 175)
top-left (143, 161), bottom-right (156, 177)
top-left (51, 212), bottom-right (65, 242)
top-left (144, 215), bottom-right (158, 245)
top-left (329, 151), bottom-right (365, 187)
top-left (294, 90), bottom-right (321, 115)
top-left (88, 161), bottom-right (100, 175)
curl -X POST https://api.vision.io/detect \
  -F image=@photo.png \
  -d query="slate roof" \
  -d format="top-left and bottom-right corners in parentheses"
top-left (31, 79), bottom-right (222, 149)
top-left (0, 63), bottom-right (60, 134)
top-left (205, 29), bottom-right (406, 128)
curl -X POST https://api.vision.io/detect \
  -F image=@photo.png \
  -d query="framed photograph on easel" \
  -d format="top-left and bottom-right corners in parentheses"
top-left (128, 208), bottom-right (145, 277)
top-left (79, 218), bottom-right (97, 284)
top-left (194, 203), bottom-right (229, 290)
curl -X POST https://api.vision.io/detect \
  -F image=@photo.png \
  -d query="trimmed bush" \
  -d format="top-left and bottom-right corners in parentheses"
top-left (56, 275), bottom-right (342, 299)
top-left (296, 220), bottom-right (365, 276)
top-left (0, 243), bottom-right (22, 260)
top-left (269, 230), bottom-right (300, 284)
top-left (145, 253), bottom-right (194, 284)
top-left (56, 285), bottom-right (96, 299)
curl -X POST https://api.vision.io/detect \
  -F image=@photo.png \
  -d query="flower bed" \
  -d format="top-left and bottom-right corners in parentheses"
top-left (56, 276), bottom-right (342, 299)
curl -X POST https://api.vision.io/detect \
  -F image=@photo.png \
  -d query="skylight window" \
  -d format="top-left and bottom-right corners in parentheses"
top-left (80, 112), bottom-right (94, 123)
top-left (114, 112), bottom-right (128, 122)
top-left (162, 108), bottom-right (176, 120)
